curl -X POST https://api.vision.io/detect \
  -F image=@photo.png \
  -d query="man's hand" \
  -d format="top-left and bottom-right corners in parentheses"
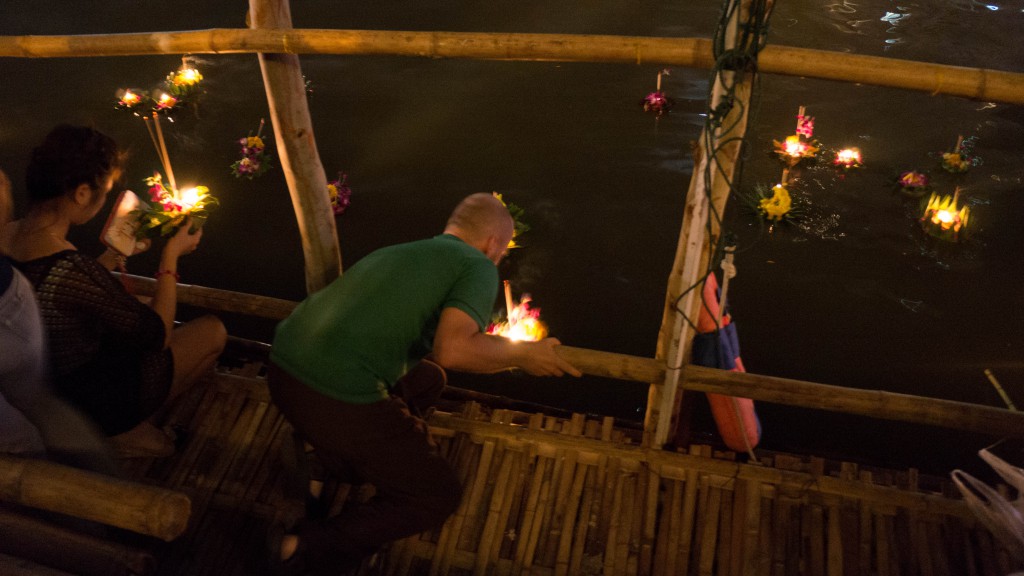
top-left (433, 307), bottom-right (582, 377)
top-left (517, 338), bottom-right (582, 377)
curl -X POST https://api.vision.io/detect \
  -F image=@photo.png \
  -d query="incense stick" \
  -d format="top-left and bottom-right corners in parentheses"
top-left (984, 368), bottom-right (1017, 411)
top-left (151, 113), bottom-right (177, 192)
top-left (504, 280), bottom-right (514, 320)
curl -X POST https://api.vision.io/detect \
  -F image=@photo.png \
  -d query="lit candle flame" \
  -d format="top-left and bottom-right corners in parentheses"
top-left (783, 135), bottom-right (806, 158)
top-left (119, 90), bottom-right (141, 107)
top-left (488, 294), bottom-right (549, 342)
top-left (178, 186), bottom-right (203, 211)
top-left (834, 148), bottom-right (862, 167)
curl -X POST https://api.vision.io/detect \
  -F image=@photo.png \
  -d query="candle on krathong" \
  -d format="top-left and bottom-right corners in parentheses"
top-left (921, 187), bottom-right (970, 242)
top-left (487, 287), bottom-right (549, 342)
top-left (833, 147), bottom-right (863, 169)
top-left (117, 89), bottom-right (144, 111)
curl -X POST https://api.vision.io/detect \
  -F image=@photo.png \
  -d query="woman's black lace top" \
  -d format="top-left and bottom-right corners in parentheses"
top-left (14, 250), bottom-right (172, 435)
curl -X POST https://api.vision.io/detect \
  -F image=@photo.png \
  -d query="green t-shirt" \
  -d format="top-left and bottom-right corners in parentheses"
top-left (270, 234), bottom-right (498, 403)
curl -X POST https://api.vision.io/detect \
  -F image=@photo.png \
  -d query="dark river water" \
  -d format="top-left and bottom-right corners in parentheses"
top-left (1, 0), bottom-right (1022, 475)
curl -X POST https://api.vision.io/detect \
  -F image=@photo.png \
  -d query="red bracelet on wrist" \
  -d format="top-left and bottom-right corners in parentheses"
top-left (155, 269), bottom-right (180, 281)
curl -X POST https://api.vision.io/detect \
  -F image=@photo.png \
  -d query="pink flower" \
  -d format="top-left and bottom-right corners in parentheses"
top-left (899, 171), bottom-right (928, 188)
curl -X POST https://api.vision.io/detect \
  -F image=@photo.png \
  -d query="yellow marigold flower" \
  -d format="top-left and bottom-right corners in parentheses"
top-left (759, 184), bottom-right (792, 221)
top-left (247, 136), bottom-right (264, 149)
top-left (328, 183), bottom-right (338, 201)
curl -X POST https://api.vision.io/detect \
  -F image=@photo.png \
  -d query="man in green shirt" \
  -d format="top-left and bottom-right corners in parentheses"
top-left (268, 193), bottom-right (580, 575)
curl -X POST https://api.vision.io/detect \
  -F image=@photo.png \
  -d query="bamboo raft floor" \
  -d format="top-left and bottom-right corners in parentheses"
top-left (8, 345), bottom-right (1023, 576)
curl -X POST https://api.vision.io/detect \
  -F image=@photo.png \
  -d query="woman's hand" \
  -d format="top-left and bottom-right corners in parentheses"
top-left (131, 238), bottom-right (151, 256)
top-left (163, 219), bottom-right (202, 259)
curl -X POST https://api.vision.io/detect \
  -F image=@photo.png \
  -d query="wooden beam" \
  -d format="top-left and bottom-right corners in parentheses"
top-left (121, 275), bottom-right (1024, 439)
top-left (0, 456), bottom-right (190, 542)
top-left (248, 4), bottom-right (341, 293)
top-left (1, 29), bottom-right (1023, 104)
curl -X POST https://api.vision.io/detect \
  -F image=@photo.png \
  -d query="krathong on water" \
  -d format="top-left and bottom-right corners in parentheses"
top-left (641, 69), bottom-right (675, 116)
top-left (231, 118), bottom-right (274, 180)
top-left (941, 135), bottom-right (981, 174)
top-left (921, 187), bottom-right (970, 242)
top-left (833, 147), bottom-right (863, 169)
top-left (898, 170), bottom-right (932, 198)
top-left (487, 281), bottom-right (549, 342)
top-left (773, 106), bottom-right (819, 168)
top-left (327, 172), bottom-right (352, 215)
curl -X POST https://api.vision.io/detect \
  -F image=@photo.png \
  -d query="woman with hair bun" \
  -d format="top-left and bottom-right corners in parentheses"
top-left (1, 124), bottom-right (226, 458)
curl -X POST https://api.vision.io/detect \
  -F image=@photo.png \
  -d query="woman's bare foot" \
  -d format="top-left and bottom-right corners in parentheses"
top-left (110, 421), bottom-right (175, 458)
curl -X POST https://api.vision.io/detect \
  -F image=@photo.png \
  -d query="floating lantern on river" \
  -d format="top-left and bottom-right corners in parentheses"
top-left (116, 88), bottom-right (145, 113)
top-left (773, 106), bottom-right (819, 167)
top-left (328, 172), bottom-right (352, 215)
top-left (487, 281), bottom-right (549, 342)
top-left (941, 135), bottom-right (981, 173)
top-left (833, 147), bottom-right (863, 169)
top-left (921, 187), bottom-right (969, 242)
top-left (641, 69), bottom-right (675, 116)
top-left (897, 170), bottom-right (931, 198)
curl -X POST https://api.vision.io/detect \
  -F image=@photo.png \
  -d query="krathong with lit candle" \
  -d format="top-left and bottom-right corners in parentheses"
top-left (641, 69), bottom-right (675, 116)
top-left (920, 187), bottom-right (970, 242)
top-left (134, 113), bottom-right (218, 238)
top-left (897, 170), bottom-right (932, 198)
top-left (231, 119), bottom-right (274, 180)
top-left (941, 135), bottom-right (981, 174)
top-left (328, 172), bottom-right (352, 215)
top-left (772, 106), bottom-right (819, 167)
top-left (487, 281), bottom-right (550, 342)
top-left (116, 89), bottom-right (145, 114)
top-left (492, 192), bottom-right (530, 249)
top-left (833, 147), bottom-right (863, 170)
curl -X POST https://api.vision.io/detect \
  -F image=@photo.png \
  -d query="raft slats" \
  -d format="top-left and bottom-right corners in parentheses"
top-left (8, 360), bottom-right (1017, 576)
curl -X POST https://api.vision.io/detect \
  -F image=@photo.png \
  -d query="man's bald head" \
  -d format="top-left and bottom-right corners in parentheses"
top-left (444, 193), bottom-right (514, 264)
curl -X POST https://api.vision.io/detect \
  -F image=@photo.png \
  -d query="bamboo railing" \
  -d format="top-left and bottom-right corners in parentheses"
top-left (122, 274), bottom-right (1024, 440)
top-left (0, 455), bottom-right (190, 541)
top-left (0, 29), bottom-right (1022, 105)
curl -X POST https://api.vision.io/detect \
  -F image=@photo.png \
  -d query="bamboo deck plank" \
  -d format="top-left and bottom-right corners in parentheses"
top-left (808, 504), bottom-right (825, 576)
top-left (715, 477), bottom-right (734, 576)
top-left (603, 470), bottom-right (626, 576)
top-left (638, 466), bottom-right (658, 576)
top-left (697, 475), bottom-right (722, 576)
top-left (568, 465), bottom-right (598, 575)
top-left (554, 454), bottom-right (588, 576)
top-left (475, 446), bottom-right (516, 576)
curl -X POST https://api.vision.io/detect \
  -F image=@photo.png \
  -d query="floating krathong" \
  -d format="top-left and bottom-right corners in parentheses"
top-left (487, 281), bottom-right (549, 342)
top-left (154, 92), bottom-right (179, 113)
top-left (641, 69), bottom-right (675, 116)
top-left (758, 184), bottom-right (792, 222)
top-left (492, 192), bottom-right (530, 249)
top-left (231, 119), bottom-right (273, 180)
top-left (328, 172), bottom-right (352, 215)
top-left (833, 148), bottom-right (863, 169)
top-left (921, 187), bottom-right (970, 242)
top-left (941, 135), bottom-right (981, 174)
top-left (897, 170), bottom-right (931, 198)
top-left (116, 89), bottom-right (145, 113)
top-left (773, 106), bottom-right (819, 167)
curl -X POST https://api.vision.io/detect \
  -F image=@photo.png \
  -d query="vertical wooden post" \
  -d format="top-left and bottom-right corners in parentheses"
top-left (249, 0), bottom-right (341, 293)
top-left (645, 0), bottom-right (759, 447)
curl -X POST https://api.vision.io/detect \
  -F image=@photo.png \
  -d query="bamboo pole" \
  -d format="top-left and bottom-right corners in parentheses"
top-left (248, 1), bottom-right (340, 294)
top-left (1, 29), bottom-right (1023, 104)
top-left (648, 0), bottom-right (759, 448)
top-left (0, 455), bottom-right (190, 541)
top-left (119, 274), bottom-right (1024, 439)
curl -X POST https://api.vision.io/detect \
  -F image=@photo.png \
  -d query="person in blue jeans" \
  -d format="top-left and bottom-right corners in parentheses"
top-left (0, 167), bottom-right (117, 475)
top-left (268, 193), bottom-right (581, 575)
